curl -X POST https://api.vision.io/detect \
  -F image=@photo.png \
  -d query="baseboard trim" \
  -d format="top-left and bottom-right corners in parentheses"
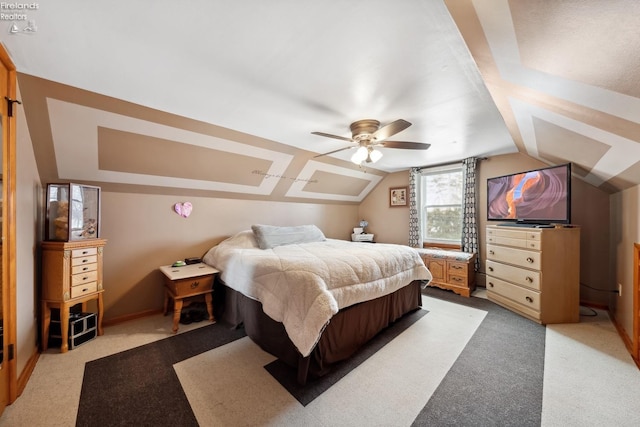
top-left (16, 346), bottom-right (39, 400)
top-left (607, 308), bottom-right (636, 369)
top-left (102, 308), bottom-right (163, 327)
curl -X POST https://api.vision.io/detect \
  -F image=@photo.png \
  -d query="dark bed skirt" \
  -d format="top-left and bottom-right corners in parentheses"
top-left (213, 279), bottom-right (423, 384)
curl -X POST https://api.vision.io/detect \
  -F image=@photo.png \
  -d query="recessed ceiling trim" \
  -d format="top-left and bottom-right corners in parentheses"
top-left (47, 98), bottom-right (293, 194)
top-left (474, 0), bottom-right (640, 124)
top-left (510, 97), bottom-right (640, 187)
top-left (286, 161), bottom-right (383, 202)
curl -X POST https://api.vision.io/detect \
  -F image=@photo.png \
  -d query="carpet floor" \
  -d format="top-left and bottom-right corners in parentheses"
top-left (2, 288), bottom-right (640, 426)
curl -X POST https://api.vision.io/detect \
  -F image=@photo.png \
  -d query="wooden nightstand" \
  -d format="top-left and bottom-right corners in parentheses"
top-left (160, 263), bottom-right (219, 333)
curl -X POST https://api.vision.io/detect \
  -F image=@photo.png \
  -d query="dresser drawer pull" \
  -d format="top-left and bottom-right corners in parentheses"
top-left (526, 276), bottom-right (533, 283)
top-left (526, 257), bottom-right (534, 263)
top-left (451, 265), bottom-right (462, 270)
top-left (191, 281), bottom-right (199, 289)
top-left (525, 296), bottom-right (533, 303)
top-left (82, 267), bottom-right (89, 271)
top-left (489, 250), bottom-right (495, 255)
top-left (82, 250), bottom-right (90, 255)
top-left (82, 288), bottom-right (89, 292)
top-left (451, 277), bottom-right (462, 282)
top-left (488, 266), bottom-right (494, 272)
top-left (488, 282), bottom-right (494, 288)
top-left (82, 259), bottom-right (89, 264)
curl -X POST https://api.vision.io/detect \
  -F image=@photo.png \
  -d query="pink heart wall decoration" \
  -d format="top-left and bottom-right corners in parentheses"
top-left (174, 202), bottom-right (193, 218)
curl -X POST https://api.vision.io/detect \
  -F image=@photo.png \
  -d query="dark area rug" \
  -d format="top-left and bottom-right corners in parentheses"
top-left (412, 288), bottom-right (546, 427)
top-left (76, 323), bottom-right (246, 427)
top-left (265, 308), bottom-right (428, 406)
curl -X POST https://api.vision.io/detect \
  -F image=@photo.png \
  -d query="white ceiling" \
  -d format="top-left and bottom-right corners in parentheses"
top-left (1, 0), bottom-right (517, 172)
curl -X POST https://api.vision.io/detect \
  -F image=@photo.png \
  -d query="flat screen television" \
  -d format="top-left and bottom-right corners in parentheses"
top-left (487, 163), bottom-right (571, 225)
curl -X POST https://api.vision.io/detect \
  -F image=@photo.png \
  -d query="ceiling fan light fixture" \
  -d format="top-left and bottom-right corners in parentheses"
top-left (369, 148), bottom-right (383, 163)
top-left (351, 146), bottom-right (368, 164)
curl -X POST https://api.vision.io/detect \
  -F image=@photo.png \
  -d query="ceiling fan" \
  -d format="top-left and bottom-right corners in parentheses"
top-left (311, 119), bottom-right (430, 165)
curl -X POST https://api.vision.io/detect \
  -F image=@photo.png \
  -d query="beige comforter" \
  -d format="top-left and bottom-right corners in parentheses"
top-left (203, 231), bottom-right (432, 357)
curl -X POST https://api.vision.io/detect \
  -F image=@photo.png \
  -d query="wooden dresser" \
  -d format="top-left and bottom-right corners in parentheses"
top-left (41, 238), bottom-right (106, 352)
top-left (418, 249), bottom-right (476, 297)
top-left (486, 225), bottom-right (580, 324)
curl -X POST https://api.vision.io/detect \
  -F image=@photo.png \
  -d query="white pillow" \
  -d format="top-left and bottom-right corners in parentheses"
top-left (251, 224), bottom-right (326, 249)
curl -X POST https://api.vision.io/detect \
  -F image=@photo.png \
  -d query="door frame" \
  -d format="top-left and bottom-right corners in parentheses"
top-left (634, 243), bottom-right (639, 367)
top-left (0, 43), bottom-right (18, 411)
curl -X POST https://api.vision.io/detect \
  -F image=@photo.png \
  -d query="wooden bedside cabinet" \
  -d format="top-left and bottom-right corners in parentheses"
top-left (160, 263), bottom-right (219, 333)
top-left (417, 248), bottom-right (476, 297)
top-left (41, 239), bottom-right (107, 353)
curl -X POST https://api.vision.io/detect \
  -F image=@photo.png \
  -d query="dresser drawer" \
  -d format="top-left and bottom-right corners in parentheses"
top-left (71, 255), bottom-right (97, 267)
top-left (487, 235), bottom-right (528, 248)
top-left (486, 276), bottom-right (541, 311)
top-left (72, 247), bottom-right (98, 258)
top-left (71, 270), bottom-right (98, 286)
top-left (486, 227), bottom-right (526, 238)
top-left (70, 281), bottom-right (98, 298)
top-left (486, 228), bottom-right (541, 249)
top-left (166, 275), bottom-right (214, 297)
top-left (487, 244), bottom-right (540, 270)
top-left (486, 260), bottom-right (540, 290)
top-left (72, 262), bottom-right (98, 275)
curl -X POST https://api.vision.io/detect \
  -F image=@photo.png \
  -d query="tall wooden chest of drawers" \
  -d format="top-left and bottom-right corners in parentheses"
top-left (486, 225), bottom-right (580, 324)
top-left (41, 239), bottom-right (106, 352)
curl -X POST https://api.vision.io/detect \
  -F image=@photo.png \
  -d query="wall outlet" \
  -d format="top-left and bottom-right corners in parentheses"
top-left (618, 283), bottom-right (622, 297)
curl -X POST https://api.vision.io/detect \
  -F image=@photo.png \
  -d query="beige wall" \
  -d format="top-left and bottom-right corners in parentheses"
top-left (100, 192), bottom-right (358, 320)
top-left (357, 171), bottom-right (411, 245)
top-left (610, 185), bottom-right (639, 340)
top-left (359, 153), bottom-right (614, 307)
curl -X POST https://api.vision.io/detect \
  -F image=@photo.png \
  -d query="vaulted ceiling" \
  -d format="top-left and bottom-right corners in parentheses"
top-left (2, 0), bottom-right (638, 202)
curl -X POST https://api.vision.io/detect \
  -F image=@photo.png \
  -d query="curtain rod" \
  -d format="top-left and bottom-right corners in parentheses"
top-left (415, 157), bottom-right (487, 172)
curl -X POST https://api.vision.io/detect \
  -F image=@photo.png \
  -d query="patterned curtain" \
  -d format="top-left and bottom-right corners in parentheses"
top-left (461, 157), bottom-right (479, 271)
top-left (408, 167), bottom-right (422, 247)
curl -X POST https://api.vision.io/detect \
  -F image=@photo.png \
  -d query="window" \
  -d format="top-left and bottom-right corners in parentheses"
top-left (420, 165), bottom-right (463, 244)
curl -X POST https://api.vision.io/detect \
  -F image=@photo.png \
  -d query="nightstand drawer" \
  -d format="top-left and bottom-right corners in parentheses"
top-left (166, 275), bottom-right (214, 297)
top-left (71, 281), bottom-right (98, 298)
top-left (71, 270), bottom-right (98, 285)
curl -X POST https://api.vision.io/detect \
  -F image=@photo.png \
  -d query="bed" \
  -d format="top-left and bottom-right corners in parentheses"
top-left (203, 225), bottom-right (432, 384)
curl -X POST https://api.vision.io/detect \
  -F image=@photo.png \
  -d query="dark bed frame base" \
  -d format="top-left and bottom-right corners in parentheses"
top-left (214, 279), bottom-right (423, 385)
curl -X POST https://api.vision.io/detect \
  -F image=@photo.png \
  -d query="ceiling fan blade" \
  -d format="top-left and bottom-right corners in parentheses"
top-left (373, 119), bottom-right (411, 141)
top-left (311, 131), bottom-right (354, 143)
top-left (314, 146), bottom-right (355, 158)
top-left (380, 141), bottom-right (431, 150)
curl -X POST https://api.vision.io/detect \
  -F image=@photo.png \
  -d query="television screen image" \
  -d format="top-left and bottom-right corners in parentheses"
top-left (487, 163), bottom-right (571, 224)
